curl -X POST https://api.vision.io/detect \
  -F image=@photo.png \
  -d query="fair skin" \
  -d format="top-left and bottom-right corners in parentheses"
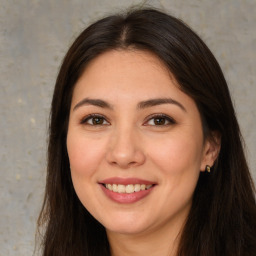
top-left (67, 50), bottom-right (219, 256)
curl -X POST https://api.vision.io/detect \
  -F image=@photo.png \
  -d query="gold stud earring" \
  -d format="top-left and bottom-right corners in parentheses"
top-left (206, 165), bottom-right (211, 173)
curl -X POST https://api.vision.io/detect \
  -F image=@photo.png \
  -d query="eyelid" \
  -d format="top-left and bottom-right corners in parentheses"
top-left (80, 113), bottom-right (110, 125)
top-left (143, 113), bottom-right (176, 126)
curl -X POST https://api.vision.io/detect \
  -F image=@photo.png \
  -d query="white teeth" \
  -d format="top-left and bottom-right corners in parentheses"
top-left (117, 184), bottom-right (126, 193)
top-left (134, 184), bottom-right (141, 192)
top-left (112, 184), bottom-right (118, 192)
top-left (104, 184), bottom-right (153, 193)
top-left (125, 184), bottom-right (134, 193)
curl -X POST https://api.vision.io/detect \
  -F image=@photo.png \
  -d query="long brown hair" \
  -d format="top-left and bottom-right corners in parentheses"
top-left (37, 8), bottom-right (256, 256)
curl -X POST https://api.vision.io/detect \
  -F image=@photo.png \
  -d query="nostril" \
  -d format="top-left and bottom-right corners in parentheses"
top-left (128, 161), bottom-right (137, 166)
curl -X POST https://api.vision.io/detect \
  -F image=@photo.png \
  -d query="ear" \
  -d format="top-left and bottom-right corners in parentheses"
top-left (200, 131), bottom-right (221, 172)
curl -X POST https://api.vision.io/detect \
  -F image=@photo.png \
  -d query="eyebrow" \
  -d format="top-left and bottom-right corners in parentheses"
top-left (73, 98), bottom-right (113, 111)
top-left (73, 97), bottom-right (186, 112)
top-left (137, 98), bottom-right (187, 112)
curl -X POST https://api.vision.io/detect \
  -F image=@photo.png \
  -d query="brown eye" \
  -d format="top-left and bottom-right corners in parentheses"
top-left (153, 117), bottom-right (166, 125)
top-left (145, 114), bottom-right (176, 126)
top-left (81, 115), bottom-right (109, 125)
top-left (92, 117), bottom-right (104, 125)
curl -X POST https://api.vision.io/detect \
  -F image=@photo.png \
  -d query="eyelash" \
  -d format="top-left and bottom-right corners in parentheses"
top-left (80, 114), bottom-right (109, 125)
top-left (80, 113), bottom-right (176, 126)
top-left (144, 114), bottom-right (176, 126)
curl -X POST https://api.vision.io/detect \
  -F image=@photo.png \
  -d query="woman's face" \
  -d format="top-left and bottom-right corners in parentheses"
top-left (67, 50), bottom-right (214, 236)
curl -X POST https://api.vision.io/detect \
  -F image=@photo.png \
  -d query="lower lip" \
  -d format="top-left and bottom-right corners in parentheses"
top-left (100, 185), bottom-right (154, 204)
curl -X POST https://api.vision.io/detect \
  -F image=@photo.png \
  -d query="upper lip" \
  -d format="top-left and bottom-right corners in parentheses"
top-left (99, 177), bottom-right (156, 185)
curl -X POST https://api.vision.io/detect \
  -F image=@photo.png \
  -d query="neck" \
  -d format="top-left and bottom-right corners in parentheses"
top-left (107, 216), bottom-right (185, 256)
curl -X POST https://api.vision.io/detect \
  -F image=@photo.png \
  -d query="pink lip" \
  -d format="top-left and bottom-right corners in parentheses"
top-left (98, 177), bottom-right (157, 204)
top-left (100, 184), bottom-right (155, 204)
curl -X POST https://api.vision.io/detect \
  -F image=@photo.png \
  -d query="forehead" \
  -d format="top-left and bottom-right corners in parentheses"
top-left (72, 49), bottom-right (183, 99)
top-left (84, 49), bottom-right (171, 74)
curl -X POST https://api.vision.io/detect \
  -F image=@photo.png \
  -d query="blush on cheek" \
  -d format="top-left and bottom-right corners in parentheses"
top-left (151, 139), bottom-right (202, 177)
top-left (68, 138), bottom-right (106, 178)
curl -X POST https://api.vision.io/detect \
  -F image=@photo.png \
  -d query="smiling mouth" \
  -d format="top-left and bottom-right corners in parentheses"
top-left (102, 184), bottom-right (154, 194)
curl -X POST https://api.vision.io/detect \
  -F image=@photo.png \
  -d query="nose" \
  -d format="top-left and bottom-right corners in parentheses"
top-left (106, 126), bottom-right (146, 169)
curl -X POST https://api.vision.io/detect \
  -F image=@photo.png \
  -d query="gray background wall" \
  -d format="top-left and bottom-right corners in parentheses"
top-left (0, 0), bottom-right (255, 255)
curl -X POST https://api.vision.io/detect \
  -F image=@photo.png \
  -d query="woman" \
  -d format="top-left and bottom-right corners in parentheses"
top-left (37, 8), bottom-right (256, 256)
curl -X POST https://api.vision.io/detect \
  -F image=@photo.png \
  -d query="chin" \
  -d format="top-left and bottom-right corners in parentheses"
top-left (102, 214), bottom-right (153, 235)
top-left (106, 223), bottom-right (149, 235)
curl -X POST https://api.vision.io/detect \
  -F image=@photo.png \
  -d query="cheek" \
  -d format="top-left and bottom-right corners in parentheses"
top-left (148, 134), bottom-right (203, 209)
top-left (66, 132), bottom-right (106, 177)
top-left (66, 132), bottom-right (107, 211)
top-left (148, 132), bottom-right (203, 176)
